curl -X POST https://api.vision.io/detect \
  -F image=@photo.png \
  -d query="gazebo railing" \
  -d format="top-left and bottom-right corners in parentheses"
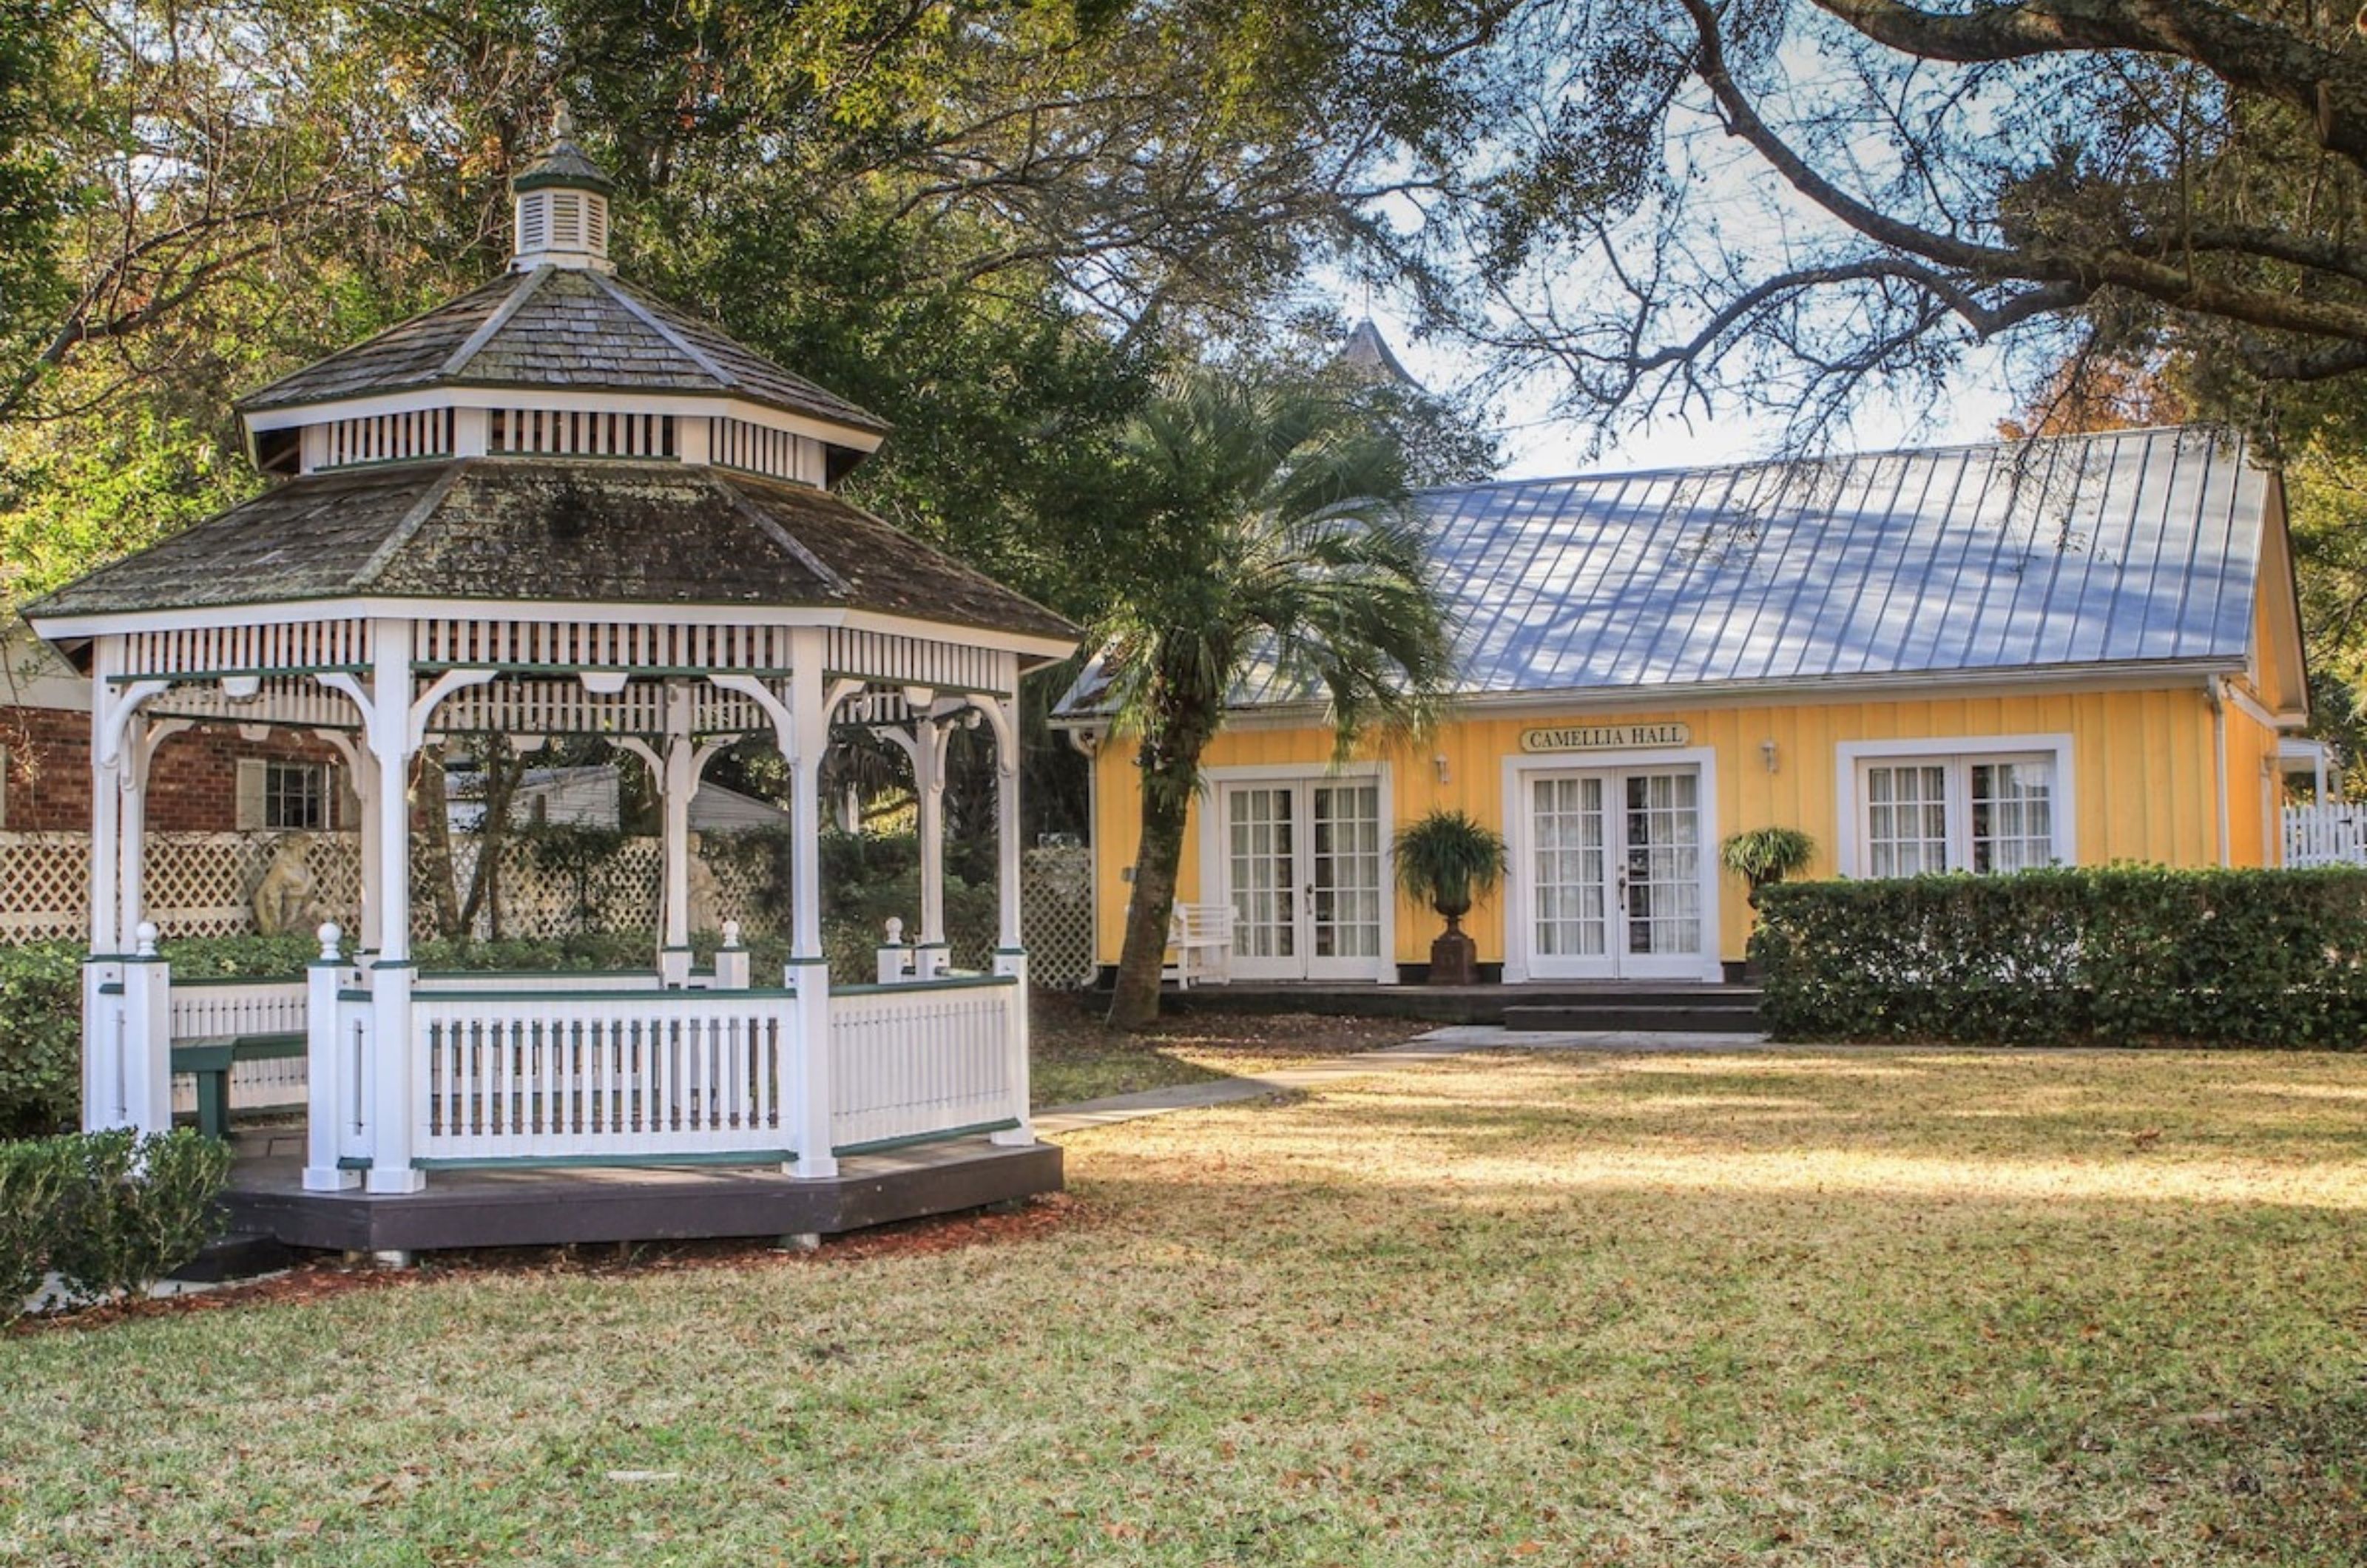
top-left (829, 974), bottom-right (1024, 1152)
top-left (412, 987), bottom-right (794, 1165)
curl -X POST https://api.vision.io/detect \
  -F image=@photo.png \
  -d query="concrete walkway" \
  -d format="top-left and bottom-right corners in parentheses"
top-left (1033, 1024), bottom-right (1774, 1135)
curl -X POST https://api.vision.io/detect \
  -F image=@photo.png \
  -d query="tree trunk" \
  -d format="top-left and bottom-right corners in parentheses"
top-left (1106, 768), bottom-right (1194, 1031)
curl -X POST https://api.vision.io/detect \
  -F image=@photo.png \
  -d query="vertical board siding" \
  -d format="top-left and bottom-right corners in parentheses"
top-left (1093, 683), bottom-right (2235, 967)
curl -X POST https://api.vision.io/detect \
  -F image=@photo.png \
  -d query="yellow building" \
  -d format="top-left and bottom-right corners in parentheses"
top-left (1056, 427), bottom-right (2310, 985)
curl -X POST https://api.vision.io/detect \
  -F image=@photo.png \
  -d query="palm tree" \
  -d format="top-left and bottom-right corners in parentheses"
top-left (1096, 368), bottom-right (1455, 1029)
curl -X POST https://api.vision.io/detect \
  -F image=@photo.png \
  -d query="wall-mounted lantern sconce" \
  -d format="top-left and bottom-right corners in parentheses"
top-left (1434, 754), bottom-right (1451, 784)
top-left (1760, 739), bottom-right (1780, 774)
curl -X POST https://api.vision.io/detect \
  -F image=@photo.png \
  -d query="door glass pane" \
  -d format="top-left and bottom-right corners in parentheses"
top-left (1311, 783), bottom-right (1382, 959)
top-left (1864, 764), bottom-right (1949, 876)
top-left (1227, 786), bottom-right (1294, 959)
top-left (1971, 759), bottom-right (2053, 873)
top-left (1623, 771), bottom-right (1701, 956)
top-left (1532, 776), bottom-right (1606, 957)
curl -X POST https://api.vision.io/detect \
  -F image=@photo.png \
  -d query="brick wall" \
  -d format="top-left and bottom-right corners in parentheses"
top-left (1, 703), bottom-right (345, 834)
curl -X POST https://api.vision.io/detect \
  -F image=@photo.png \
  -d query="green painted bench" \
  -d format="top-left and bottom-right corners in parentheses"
top-left (171, 1033), bottom-right (304, 1140)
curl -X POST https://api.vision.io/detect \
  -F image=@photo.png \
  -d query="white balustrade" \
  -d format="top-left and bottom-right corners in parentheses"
top-left (412, 987), bottom-right (794, 1163)
top-left (829, 975), bottom-right (1022, 1152)
top-left (169, 977), bottom-right (308, 1040)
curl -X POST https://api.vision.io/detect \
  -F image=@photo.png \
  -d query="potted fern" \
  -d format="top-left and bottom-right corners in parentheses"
top-left (1719, 826), bottom-right (1815, 904)
top-left (1393, 809), bottom-right (1509, 985)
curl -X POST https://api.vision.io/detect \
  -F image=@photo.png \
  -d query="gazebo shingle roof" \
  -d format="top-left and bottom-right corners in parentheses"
top-left (237, 268), bottom-right (888, 435)
top-left (30, 458), bottom-right (1075, 641)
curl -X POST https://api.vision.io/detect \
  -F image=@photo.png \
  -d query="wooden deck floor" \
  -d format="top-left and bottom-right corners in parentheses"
top-left (221, 1128), bottom-right (1062, 1254)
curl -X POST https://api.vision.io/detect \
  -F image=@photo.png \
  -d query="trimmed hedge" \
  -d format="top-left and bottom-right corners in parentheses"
top-left (1, 1129), bottom-right (232, 1321)
top-left (1750, 865), bottom-right (2367, 1047)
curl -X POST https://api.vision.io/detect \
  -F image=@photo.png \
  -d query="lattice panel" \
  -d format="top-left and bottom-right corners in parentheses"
top-left (0, 834), bottom-right (88, 941)
top-left (0, 831), bottom-right (360, 942)
top-left (1021, 845), bottom-right (1095, 989)
top-left (4, 831), bottom-right (1081, 985)
top-left (124, 621), bottom-right (371, 678)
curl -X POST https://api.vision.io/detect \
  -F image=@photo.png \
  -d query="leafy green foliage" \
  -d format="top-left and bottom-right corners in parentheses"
top-left (1097, 366), bottom-right (1456, 1026)
top-left (1, 1128), bottom-right (232, 1317)
top-left (1718, 826), bottom-right (1815, 893)
top-left (1391, 809), bottom-right (1507, 918)
top-left (0, 940), bottom-right (78, 1138)
top-left (1752, 866), bottom-right (2367, 1047)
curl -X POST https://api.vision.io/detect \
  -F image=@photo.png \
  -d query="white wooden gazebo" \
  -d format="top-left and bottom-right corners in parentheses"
top-left (24, 110), bottom-right (1076, 1201)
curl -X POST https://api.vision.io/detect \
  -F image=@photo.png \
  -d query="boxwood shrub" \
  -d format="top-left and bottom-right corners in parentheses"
top-left (1749, 865), bottom-right (2367, 1047)
top-left (1, 1128), bottom-right (232, 1321)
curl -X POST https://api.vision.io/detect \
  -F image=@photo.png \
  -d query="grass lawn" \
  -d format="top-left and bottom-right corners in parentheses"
top-left (1027, 991), bottom-right (1426, 1107)
top-left (5, 1045), bottom-right (2366, 1564)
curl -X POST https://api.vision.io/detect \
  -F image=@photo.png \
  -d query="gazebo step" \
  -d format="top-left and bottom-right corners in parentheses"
top-left (220, 1135), bottom-right (1061, 1254)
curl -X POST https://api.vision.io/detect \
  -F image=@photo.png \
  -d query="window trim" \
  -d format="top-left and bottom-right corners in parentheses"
top-left (263, 758), bottom-right (332, 832)
top-left (1835, 734), bottom-right (2075, 877)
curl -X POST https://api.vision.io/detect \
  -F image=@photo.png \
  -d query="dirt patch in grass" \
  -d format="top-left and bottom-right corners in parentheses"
top-left (1029, 990), bottom-right (1428, 1106)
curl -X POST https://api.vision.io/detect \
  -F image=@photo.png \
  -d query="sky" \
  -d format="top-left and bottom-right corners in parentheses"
top-left (1342, 290), bottom-right (2025, 485)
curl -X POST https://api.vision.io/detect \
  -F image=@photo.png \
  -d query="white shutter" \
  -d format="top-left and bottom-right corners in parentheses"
top-left (234, 758), bottom-right (268, 831)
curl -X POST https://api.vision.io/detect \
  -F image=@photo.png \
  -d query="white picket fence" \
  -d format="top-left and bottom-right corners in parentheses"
top-left (2282, 803), bottom-right (2367, 868)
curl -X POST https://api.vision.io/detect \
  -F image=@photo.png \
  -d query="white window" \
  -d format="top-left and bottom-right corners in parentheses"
top-left (237, 758), bottom-right (334, 831)
top-left (1843, 739), bottom-right (2071, 877)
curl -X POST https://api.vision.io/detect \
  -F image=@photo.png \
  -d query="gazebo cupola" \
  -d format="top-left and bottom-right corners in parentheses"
top-left (22, 107), bottom-right (1076, 1203)
top-left (510, 104), bottom-right (615, 273)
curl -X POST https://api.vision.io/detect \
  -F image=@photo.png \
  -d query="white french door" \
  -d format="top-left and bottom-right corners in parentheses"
top-left (1220, 779), bottom-right (1385, 980)
top-left (1527, 766), bottom-right (1708, 979)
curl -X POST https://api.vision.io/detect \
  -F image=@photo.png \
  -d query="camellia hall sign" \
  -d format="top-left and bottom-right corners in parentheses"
top-left (1517, 722), bottom-right (1692, 753)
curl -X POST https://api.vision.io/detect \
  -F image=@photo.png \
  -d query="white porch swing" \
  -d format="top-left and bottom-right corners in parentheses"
top-left (24, 107), bottom-right (1076, 1200)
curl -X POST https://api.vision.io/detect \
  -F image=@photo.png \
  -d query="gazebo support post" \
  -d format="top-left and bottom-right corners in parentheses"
top-left (785, 632), bottom-right (837, 1178)
top-left (365, 618), bottom-right (425, 1193)
top-left (985, 685), bottom-right (1033, 1147)
top-left (317, 731), bottom-right (382, 952)
top-left (875, 706), bottom-right (953, 979)
top-left (658, 682), bottom-right (695, 985)
top-left (81, 639), bottom-right (122, 1132)
top-left (118, 716), bottom-right (149, 939)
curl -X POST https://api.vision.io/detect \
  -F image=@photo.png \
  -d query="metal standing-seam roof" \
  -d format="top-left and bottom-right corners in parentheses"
top-left (1053, 425), bottom-right (2275, 716)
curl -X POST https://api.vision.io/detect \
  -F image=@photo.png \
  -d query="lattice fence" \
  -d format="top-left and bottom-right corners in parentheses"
top-left (2, 831), bottom-right (1098, 983)
top-left (0, 832), bottom-right (360, 942)
top-left (1021, 845), bottom-right (1095, 990)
